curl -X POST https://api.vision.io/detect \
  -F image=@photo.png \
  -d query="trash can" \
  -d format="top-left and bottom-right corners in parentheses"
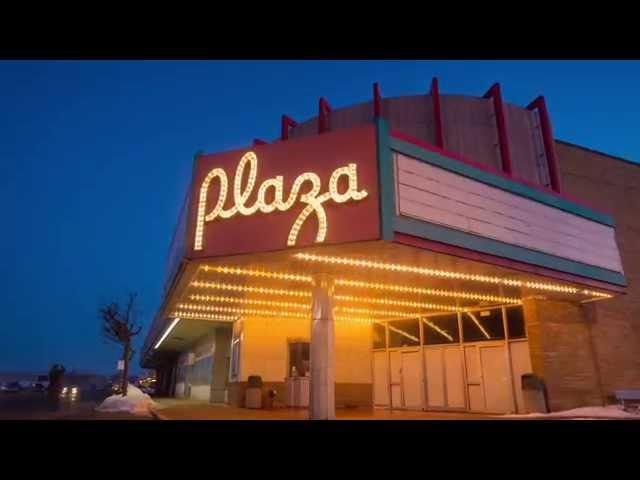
top-left (521, 373), bottom-right (548, 414)
top-left (264, 389), bottom-right (277, 410)
top-left (245, 375), bottom-right (263, 409)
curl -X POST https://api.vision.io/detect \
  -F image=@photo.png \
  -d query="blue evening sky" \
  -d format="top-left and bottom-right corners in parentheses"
top-left (1, 60), bottom-right (638, 375)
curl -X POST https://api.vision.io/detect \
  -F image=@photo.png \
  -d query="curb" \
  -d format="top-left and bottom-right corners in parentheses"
top-left (150, 407), bottom-right (169, 420)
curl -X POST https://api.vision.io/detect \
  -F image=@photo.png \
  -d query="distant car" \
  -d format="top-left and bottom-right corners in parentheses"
top-left (1, 382), bottom-right (22, 393)
top-left (33, 376), bottom-right (50, 391)
top-left (59, 385), bottom-right (80, 399)
top-left (140, 386), bottom-right (155, 396)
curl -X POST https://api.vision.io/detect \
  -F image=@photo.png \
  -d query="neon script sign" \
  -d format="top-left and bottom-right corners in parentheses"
top-left (194, 151), bottom-right (368, 250)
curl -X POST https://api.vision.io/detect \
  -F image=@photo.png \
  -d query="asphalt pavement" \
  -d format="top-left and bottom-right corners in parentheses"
top-left (0, 389), bottom-right (153, 420)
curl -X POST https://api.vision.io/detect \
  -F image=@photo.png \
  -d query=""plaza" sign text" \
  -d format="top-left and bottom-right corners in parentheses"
top-left (194, 151), bottom-right (368, 250)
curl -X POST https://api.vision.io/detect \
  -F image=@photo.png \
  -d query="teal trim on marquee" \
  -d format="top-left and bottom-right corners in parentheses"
top-left (373, 122), bottom-right (626, 286)
top-left (394, 216), bottom-right (627, 287)
top-left (375, 117), bottom-right (396, 240)
top-left (389, 137), bottom-right (615, 227)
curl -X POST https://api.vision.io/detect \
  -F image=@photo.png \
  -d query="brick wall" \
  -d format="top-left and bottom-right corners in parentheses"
top-left (556, 142), bottom-right (640, 398)
top-left (523, 297), bottom-right (603, 410)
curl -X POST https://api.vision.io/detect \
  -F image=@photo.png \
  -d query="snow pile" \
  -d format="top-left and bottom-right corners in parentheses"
top-left (502, 404), bottom-right (640, 420)
top-left (95, 384), bottom-right (157, 416)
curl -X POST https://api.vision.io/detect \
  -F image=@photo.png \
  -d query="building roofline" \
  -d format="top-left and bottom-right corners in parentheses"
top-left (556, 139), bottom-right (640, 168)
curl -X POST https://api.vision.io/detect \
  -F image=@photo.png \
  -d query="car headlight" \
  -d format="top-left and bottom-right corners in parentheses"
top-left (62, 387), bottom-right (68, 394)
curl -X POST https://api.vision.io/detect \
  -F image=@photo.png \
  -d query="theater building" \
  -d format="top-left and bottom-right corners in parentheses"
top-left (140, 79), bottom-right (639, 417)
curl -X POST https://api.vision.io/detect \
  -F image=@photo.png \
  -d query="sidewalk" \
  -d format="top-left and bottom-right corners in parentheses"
top-left (150, 398), bottom-right (495, 420)
top-left (150, 398), bottom-right (640, 420)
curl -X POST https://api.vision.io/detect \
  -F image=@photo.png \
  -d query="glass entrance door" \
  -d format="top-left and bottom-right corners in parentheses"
top-left (371, 305), bottom-right (530, 414)
top-left (401, 350), bottom-right (423, 409)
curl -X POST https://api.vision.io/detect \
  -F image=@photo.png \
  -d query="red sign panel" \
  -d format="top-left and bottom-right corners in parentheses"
top-left (187, 124), bottom-right (380, 259)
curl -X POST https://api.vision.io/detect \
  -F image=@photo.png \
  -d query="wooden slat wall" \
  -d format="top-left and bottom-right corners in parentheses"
top-left (281, 94), bottom-right (559, 192)
top-left (289, 101), bottom-right (372, 140)
top-left (395, 153), bottom-right (624, 273)
top-left (504, 103), bottom-right (550, 186)
top-left (329, 101), bottom-right (371, 131)
top-left (440, 95), bottom-right (501, 172)
top-left (289, 116), bottom-right (318, 138)
top-left (383, 95), bottom-right (436, 144)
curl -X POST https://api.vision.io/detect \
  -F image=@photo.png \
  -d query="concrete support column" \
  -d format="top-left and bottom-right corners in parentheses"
top-left (309, 273), bottom-right (336, 420)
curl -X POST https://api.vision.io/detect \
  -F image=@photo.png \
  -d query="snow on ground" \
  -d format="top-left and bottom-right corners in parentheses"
top-left (500, 404), bottom-right (640, 419)
top-left (95, 384), bottom-right (158, 416)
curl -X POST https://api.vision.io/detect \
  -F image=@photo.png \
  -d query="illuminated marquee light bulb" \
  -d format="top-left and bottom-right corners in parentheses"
top-left (582, 290), bottom-right (613, 298)
top-left (233, 152), bottom-right (260, 216)
top-left (295, 253), bottom-right (589, 295)
top-left (334, 279), bottom-right (521, 304)
top-left (334, 315), bottom-right (375, 325)
top-left (193, 150), bottom-right (368, 250)
top-left (330, 163), bottom-right (369, 202)
top-left (172, 311), bottom-right (239, 322)
top-left (422, 318), bottom-right (454, 342)
top-left (335, 294), bottom-right (464, 311)
top-left (190, 281), bottom-right (311, 298)
top-left (194, 167), bottom-right (229, 251)
top-left (188, 294), bottom-right (310, 310)
top-left (294, 252), bottom-right (510, 284)
top-left (335, 306), bottom-right (428, 318)
top-left (177, 301), bottom-right (311, 315)
top-left (200, 265), bottom-right (313, 283)
top-left (523, 281), bottom-right (578, 294)
top-left (176, 305), bottom-right (308, 319)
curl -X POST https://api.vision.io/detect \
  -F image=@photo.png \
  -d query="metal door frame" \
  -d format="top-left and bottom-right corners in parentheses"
top-left (400, 348), bottom-right (424, 410)
top-left (372, 349), bottom-right (390, 408)
top-left (463, 340), bottom-right (514, 414)
top-left (370, 305), bottom-right (528, 414)
top-left (423, 344), bottom-right (468, 412)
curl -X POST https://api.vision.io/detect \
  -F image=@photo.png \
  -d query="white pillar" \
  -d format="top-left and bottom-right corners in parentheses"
top-left (309, 273), bottom-right (336, 420)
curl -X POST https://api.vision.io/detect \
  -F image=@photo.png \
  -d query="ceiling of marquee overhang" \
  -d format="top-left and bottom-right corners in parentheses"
top-left (161, 240), bottom-right (616, 329)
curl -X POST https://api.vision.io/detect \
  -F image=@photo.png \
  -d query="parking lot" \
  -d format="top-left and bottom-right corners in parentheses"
top-left (0, 388), bottom-right (149, 420)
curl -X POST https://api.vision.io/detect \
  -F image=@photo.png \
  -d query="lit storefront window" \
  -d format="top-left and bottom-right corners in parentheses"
top-left (461, 309), bottom-right (505, 342)
top-left (288, 342), bottom-right (310, 377)
top-left (372, 322), bottom-right (386, 349)
top-left (423, 314), bottom-right (460, 345)
top-left (505, 306), bottom-right (527, 339)
top-left (388, 319), bottom-right (420, 348)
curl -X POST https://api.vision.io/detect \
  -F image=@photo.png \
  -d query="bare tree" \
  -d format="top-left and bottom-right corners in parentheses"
top-left (99, 292), bottom-right (142, 396)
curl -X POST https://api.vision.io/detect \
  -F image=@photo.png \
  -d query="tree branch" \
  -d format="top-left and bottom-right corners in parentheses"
top-left (99, 292), bottom-right (141, 346)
